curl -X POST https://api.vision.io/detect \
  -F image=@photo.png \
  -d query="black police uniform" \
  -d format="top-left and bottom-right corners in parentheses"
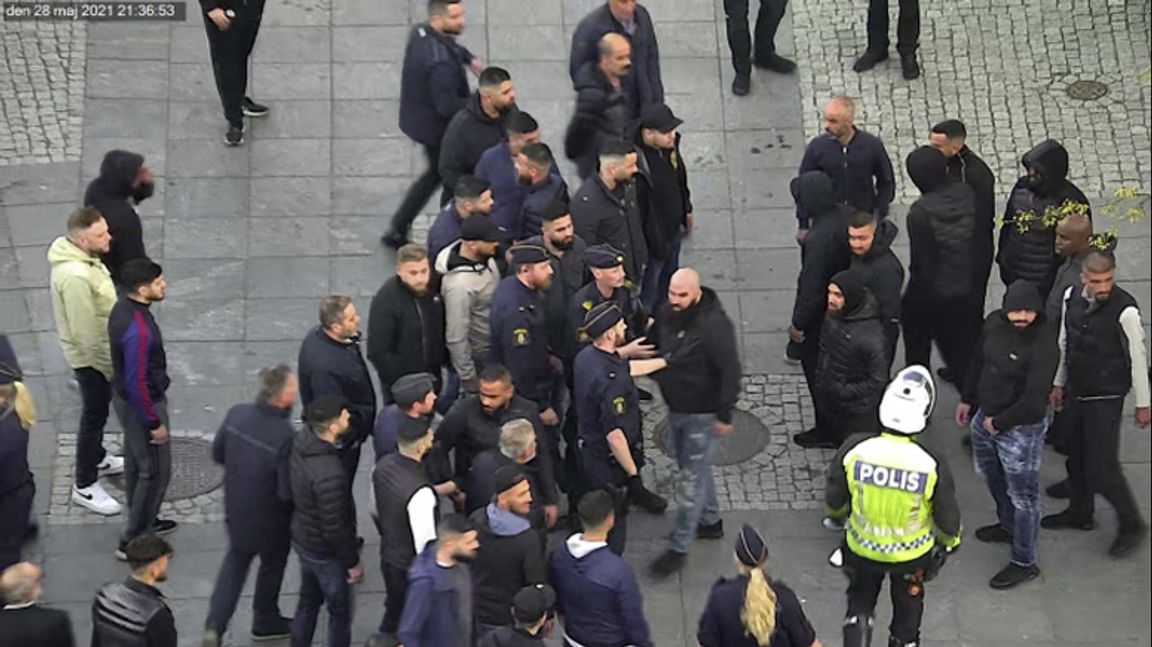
top-left (489, 276), bottom-right (554, 412)
top-left (0, 336), bottom-right (32, 571)
top-left (697, 576), bottom-right (817, 647)
top-left (567, 282), bottom-right (646, 355)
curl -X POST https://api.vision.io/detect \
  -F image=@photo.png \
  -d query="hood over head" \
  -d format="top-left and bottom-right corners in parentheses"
top-left (1021, 139), bottom-right (1070, 193)
top-left (92, 150), bottom-right (145, 199)
top-left (790, 171), bottom-right (838, 221)
top-left (830, 269), bottom-right (867, 315)
top-left (1002, 280), bottom-right (1044, 314)
top-left (865, 219), bottom-right (899, 258)
top-left (905, 146), bottom-right (950, 194)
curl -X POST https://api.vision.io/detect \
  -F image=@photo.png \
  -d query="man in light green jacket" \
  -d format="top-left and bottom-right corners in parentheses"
top-left (48, 207), bottom-right (124, 516)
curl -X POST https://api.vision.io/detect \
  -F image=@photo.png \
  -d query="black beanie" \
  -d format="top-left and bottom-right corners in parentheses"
top-left (830, 270), bottom-right (866, 314)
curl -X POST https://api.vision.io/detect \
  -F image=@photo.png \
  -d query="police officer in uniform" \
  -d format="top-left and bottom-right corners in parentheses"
top-left (0, 339), bottom-right (34, 571)
top-left (573, 302), bottom-right (667, 555)
top-left (825, 366), bottom-right (961, 647)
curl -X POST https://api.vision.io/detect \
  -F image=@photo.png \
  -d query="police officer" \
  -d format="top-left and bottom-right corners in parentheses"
top-left (825, 365), bottom-right (961, 647)
top-left (0, 339), bottom-right (34, 571)
top-left (573, 302), bottom-right (666, 555)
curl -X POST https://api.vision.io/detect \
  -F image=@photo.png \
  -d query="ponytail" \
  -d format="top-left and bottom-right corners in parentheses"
top-left (740, 567), bottom-right (777, 645)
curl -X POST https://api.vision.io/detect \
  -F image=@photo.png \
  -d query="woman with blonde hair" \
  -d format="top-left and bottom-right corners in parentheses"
top-left (0, 336), bottom-right (36, 570)
top-left (697, 524), bottom-right (822, 647)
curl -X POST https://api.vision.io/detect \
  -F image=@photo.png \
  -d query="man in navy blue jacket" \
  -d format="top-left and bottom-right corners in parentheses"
top-left (549, 490), bottom-right (651, 647)
top-left (201, 365), bottom-right (296, 647)
top-left (397, 514), bottom-right (480, 647)
top-left (385, 0), bottom-right (482, 249)
top-left (108, 258), bottom-right (174, 557)
top-left (569, 0), bottom-right (664, 123)
top-left (475, 111), bottom-right (542, 238)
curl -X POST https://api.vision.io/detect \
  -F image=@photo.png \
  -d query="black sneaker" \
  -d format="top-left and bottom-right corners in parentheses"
top-left (852, 50), bottom-right (888, 72)
top-left (224, 126), bottom-right (244, 147)
top-left (975, 524), bottom-right (1013, 544)
top-left (152, 519), bottom-right (178, 535)
top-left (989, 562), bottom-right (1040, 589)
top-left (627, 478), bottom-right (668, 514)
top-left (793, 429), bottom-right (838, 449)
top-left (900, 54), bottom-right (921, 80)
top-left (696, 520), bottom-right (725, 540)
top-left (637, 387), bottom-right (654, 402)
top-left (251, 615), bottom-right (292, 641)
top-left (381, 230), bottom-right (409, 250)
top-left (1040, 510), bottom-right (1095, 531)
top-left (754, 53), bottom-right (797, 73)
top-left (731, 73), bottom-right (750, 96)
top-left (935, 367), bottom-right (956, 385)
top-left (242, 97), bottom-right (270, 118)
top-left (1045, 479), bottom-right (1071, 499)
top-left (648, 549), bottom-right (687, 578)
top-left (115, 541), bottom-right (128, 561)
top-left (1108, 524), bottom-right (1148, 559)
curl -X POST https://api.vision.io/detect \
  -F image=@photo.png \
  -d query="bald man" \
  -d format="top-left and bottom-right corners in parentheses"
top-left (569, 0), bottom-right (664, 120)
top-left (1046, 214), bottom-right (1093, 321)
top-left (648, 269), bottom-right (742, 577)
top-left (566, 34), bottom-right (633, 179)
top-left (0, 562), bottom-right (74, 647)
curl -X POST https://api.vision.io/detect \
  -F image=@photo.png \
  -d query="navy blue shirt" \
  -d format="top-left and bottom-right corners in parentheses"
top-left (697, 577), bottom-right (816, 647)
top-left (797, 128), bottom-right (895, 228)
top-left (426, 203), bottom-right (464, 264)
top-left (566, 282), bottom-right (645, 359)
top-left (489, 277), bottom-right (553, 409)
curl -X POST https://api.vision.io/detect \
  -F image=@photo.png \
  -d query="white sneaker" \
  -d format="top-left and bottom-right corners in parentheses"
top-left (96, 455), bottom-right (125, 476)
top-left (72, 483), bottom-right (123, 516)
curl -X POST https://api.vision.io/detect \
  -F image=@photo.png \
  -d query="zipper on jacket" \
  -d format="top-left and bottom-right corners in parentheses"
top-left (414, 299), bottom-right (428, 365)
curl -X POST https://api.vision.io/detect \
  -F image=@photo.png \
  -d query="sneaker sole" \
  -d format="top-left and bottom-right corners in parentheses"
top-left (153, 524), bottom-right (178, 536)
top-left (989, 571), bottom-right (1039, 589)
top-left (97, 466), bottom-right (124, 477)
top-left (70, 492), bottom-right (122, 516)
top-left (242, 109), bottom-right (268, 118)
top-left (224, 136), bottom-right (244, 147)
top-left (251, 632), bottom-right (291, 642)
top-left (115, 549), bottom-right (128, 561)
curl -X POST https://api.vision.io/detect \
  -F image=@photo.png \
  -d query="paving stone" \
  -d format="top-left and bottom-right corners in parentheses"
top-left (332, 26), bottom-right (410, 62)
top-left (158, 298), bottom-right (246, 342)
top-left (655, 21), bottom-right (720, 58)
top-left (6, 202), bottom-right (74, 247)
top-left (250, 139), bottom-right (331, 177)
top-left (331, 100), bottom-right (403, 138)
top-left (251, 26), bottom-right (332, 63)
top-left (165, 178), bottom-right (249, 219)
top-left (732, 207), bottom-right (802, 249)
top-left (165, 341), bottom-right (246, 386)
top-left (87, 23), bottom-right (170, 60)
top-left (161, 259), bottom-right (247, 300)
top-left (332, 62), bottom-right (403, 100)
top-left (330, 254), bottom-right (388, 297)
top-left (168, 25), bottom-right (209, 64)
top-left (0, 163), bottom-right (82, 206)
top-left (332, 137), bottom-right (411, 177)
top-left (244, 297), bottom-right (324, 341)
top-left (167, 139), bottom-right (251, 178)
top-left (331, 0), bottom-right (407, 26)
top-left (488, 25), bottom-right (567, 62)
top-left (249, 176), bottom-right (331, 217)
top-left (251, 63), bottom-right (334, 100)
top-left (247, 100), bottom-right (333, 139)
top-left (248, 217), bottom-right (332, 257)
top-left (246, 256), bottom-right (331, 297)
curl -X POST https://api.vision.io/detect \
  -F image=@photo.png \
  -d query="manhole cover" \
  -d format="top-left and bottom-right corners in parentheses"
top-left (654, 409), bottom-right (769, 466)
top-left (1066, 80), bottom-right (1109, 101)
top-left (106, 437), bottom-right (223, 501)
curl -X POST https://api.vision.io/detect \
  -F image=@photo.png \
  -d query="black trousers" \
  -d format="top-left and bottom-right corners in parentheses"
top-left (389, 144), bottom-right (442, 238)
top-left (1065, 397), bottom-right (1144, 530)
top-left (379, 561), bottom-right (410, 634)
top-left (0, 481), bottom-right (34, 571)
top-left (799, 327), bottom-right (827, 432)
top-left (865, 0), bottom-right (919, 56)
top-left (203, 0), bottom-right (266, 128)
top-left (844, 552), bottom-right (925, 645)
top-left (901, 296), bottom-right (979, 386)
top-left (205, 536), bottom-right (290, 635)
top-left (722, 0), bottom-right (788, 74)
top-left (883, 319), bottom-right (900, 374)
top-left (74, 367), bottom-right (111, 488)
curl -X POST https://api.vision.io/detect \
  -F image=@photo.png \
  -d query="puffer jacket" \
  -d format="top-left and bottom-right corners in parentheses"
top-left (998, 140), bottom-right (1091, 296)
top-left (815, 290), bottom-right (887, 431)
top-left (83, 150), bottom-right (151, 285)
top-left (565, 61), bottom-right (630, 179)
top-left (790, 171), bottom-right (851, 332)
top-left (849, 219), bottom-right (904, 322)
top-left (436, 241), bottom-right (498, 382)
top-left (570, 175), bottom-right (648, 281)
top-left (905, 148), bottom-right (975, 301)
top-left (48, 236), bottom-right (117, 378)
top-left (288, 429), bottom-right (358, 568)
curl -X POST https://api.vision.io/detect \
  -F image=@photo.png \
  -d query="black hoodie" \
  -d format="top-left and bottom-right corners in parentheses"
top-left (790, 171), bottom-right (851, 332)
top-left (961, 280), bottom-right (1059, 431)
top-left (438, 93), bottom-right (511, 203)
top-left (83, 150), bottom-right (151, 285)
top-left (904, 146), bottom-right (976, 301)
top-left (850, 218), bottom-right (904, 322)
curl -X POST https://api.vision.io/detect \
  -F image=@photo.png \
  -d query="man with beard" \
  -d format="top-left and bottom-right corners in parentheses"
top-left (426, 175), bottom-right (495, 263)
top-left (955, 281), bottom-right (1058, 590)
top-left (83, 150), bottom-right (155, 286)
top-left (566, 34), bottom-right (632, 180)
top-left (91, 535), bottom-right (176, 647)
top-left (397, 514), bottom-right (481, 647)
top-left (437, 215), bottom-right (502, 393)
top-left (475, 111), bottom-right (545, 237)
top-left (1045, 213), bottom-right (1093, 321)
top-left (518, 144), bottom-right (571, 240)
top-left (529, 199), bottom-right (589, 365)
top-left (571, 140), bottom-right (648, 283)
top-left (847, 210), bottom-right (905, 368)
top-left (439, 66), bottom-right (517, 205)
top-left (569, 0), bottom-right (664, 121)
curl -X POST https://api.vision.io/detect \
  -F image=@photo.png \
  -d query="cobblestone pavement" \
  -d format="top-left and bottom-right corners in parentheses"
top-left (791, 0), bottom-right (1152, 199)
top-left (0, 21), bottom-right (86, 165)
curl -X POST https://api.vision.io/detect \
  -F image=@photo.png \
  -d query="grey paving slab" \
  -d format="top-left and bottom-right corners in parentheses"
top-left (0, 162), bottom-right (82, 206)
top-left (86, 23), bottom-right (170, 60)
top-left (0, 250), bottom-right (19, 290)
top-left (488, 25), bottom-right (568, 62)
top-left (158, 298), bottom-right (247, 342)
top-left (331, 137), bottom-right (411, 177)
top-left (163, 218), bottom-right (248, 259)
top-left (732, 208), bottom-right (802, 249)
top-left (330, 254), bottom-right (389, 298)
top-left (332, 26), bottom-right (411, 62)
top-left (85, 59), bottom-right (169, 100)
top-left (331, 176), bottom-right (409, 215)
top-left (251, 26), bottom-right (332, 64)
top-left (331, 61), bottom-right (402, 100)
top-left (244, 297), bottom-right (325, 342)
top-left (249, 139), bottom-right (331, 177)
top-left (167, 139), bottom-right (251, 178)
top-left (246, 100), bottom-right (333, 139)
top-left (246, 257), bottom-right (331, 298)
top-left (251, 62), bottom-right (335, 100)
top-left (168, 25), bottom-right (209, 64)
top-left (247, 217), bottom-right (333, 257)
top-left (249, 176), bottom-right (332, 217)
top-left (331, 99), bottom-right (403, 138)
top-left (489, 0), bottom-right (562, 25)
top-left (165, 177), bottom-right (249, 219)
top-left (331, 0), bottom-right (408, 27)
top-left (162, 258), bottom-right (247, 301)
top-left (5, 202), bottom-right (74, 247)
top-left (654, 21), bottom-right (721, 58)
top-left (261, 0), bottom-right (331, 26)
top-left (12, 245), bottom-right (51, 289)
top-left (167, 100), bottom-right (225, 139)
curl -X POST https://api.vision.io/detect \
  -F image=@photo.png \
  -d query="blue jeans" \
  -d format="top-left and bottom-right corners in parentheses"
top-left (291, 548), bottom-right (353, 647)
top-left (668, 412), bottom-right (721, 553)
top-left (640, 240), bottom-right (682, 313)
top-left (970, 410), bottom-right (1046, 567)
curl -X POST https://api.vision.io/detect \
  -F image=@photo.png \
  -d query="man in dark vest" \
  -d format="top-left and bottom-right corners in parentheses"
top-left (91, 534), bottom-right (177, 647)
top-left (1043, 251), bottom-right (1149, 558)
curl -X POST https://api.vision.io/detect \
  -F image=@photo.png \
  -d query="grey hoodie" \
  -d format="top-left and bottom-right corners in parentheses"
top-left (436, 240), bottom-right (498, 381)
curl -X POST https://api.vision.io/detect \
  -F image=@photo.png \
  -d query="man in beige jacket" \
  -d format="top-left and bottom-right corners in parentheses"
top-left (48, 206), bottom-right (124, 515)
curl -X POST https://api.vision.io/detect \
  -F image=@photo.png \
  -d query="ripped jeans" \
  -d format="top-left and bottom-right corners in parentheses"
top-left (668, 412), bottom-right (721, 553)
top-left (971, 409), bottom-right (1046, 567)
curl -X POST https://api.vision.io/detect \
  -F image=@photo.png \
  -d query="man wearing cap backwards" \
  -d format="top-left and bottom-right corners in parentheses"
top-left (825, 366), bottom-right (962, 647)
top-left (437, 214), bottom-right (503, 394)
top-left (479, 583), bottom-right (556, 646)
top-left (574, 301), bottom-right (667, 555)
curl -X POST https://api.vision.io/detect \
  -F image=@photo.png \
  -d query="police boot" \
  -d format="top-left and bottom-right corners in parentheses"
top-left (627, 475), bottom-right (668, 513)
top-left (843, 614), bottom-right (874, 647)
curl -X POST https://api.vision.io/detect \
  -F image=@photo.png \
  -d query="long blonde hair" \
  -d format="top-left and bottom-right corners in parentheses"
top-left (740, 566), bottom-right (777, 646)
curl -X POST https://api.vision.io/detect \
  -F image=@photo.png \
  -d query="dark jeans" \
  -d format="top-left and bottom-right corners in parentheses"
top-left (292, 548), bottom-right (353, 647)
top-left (74, 367), bottom-right (111, 487)
top-left (640, 239), bottom-right (681, 313)
top-left (844, 552), bottom-right (925, 645)
top-left (379, 560), bottom-right (409, 635)
top-left (203, 0), bottom-right (265, 128)
top-left (971, 410), bottom-right (1046, 566)
top-left (205, 538), bottom-right (291, 635)
top-left (865, 0), bottom-right (920, 55)
top-left (1065, 398), bottom-right (1144, 530)
top-left (901, 296), bottom-right (979, 386)
top-left (723, 0), bottom-right (788, 74)
top-left (389, 144), bottom-right (442, 238)
top-left (0, 481), bottom-right (34, 571)
top-left (115, 397), bottom-right (172, 543)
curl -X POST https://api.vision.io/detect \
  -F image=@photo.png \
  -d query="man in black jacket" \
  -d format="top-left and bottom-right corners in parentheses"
top-left (199, 0), bottom-right (270, 146)
top-left (847, 210), bottom-right (904, 368)
top-left (471, 465), bottom-right (547, 638)
top-left (0, 562), bottom-right (74, 647)
top-left (956, 281), bottom-right (1058, 590)
top-left (84, 150), bottom-right (155, 286)
top-left (92, 534), bottom-right (177, 647)
top-left (634, 103), bottom-right (692, 312)
top-left (298, 296), bottom-right (377, 486)
top-left (479, 584), bottom-right (555, 647)
top-left (385, 0), bottom-right (479, 248)
top-left (566, 34), bottom-right (632, 180)
top-left (202, 366), bottom-right (296, 647)
top-left (464, 419), bottom-right (548, 528)
top-left (439, 66), bottom-right (517, 205)
top-left (789, 171), bottom-right (851, 446)
top-left (569, 0), bottom-right (663, 122)
top-left (571, 139), bottom-right (648, 282)
top-left (367, 245), bottom-right (447, 404)
top-left (649, 269), bottom-right (741, 577)
top-left (901, 146), bottom-right (978, 387)
top-left (517, 145), bottom-right (571, 241)
top-left (289, 396), bottom-right (362, 647)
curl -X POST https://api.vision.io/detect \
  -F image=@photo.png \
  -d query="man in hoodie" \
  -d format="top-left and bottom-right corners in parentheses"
top-left (549, 489), bottom-right (652, 647)
top-left (901, 145), bottom-right (978, 387)
top-left (648, 269), bottom-right (741, 576)
top-left (439, 66), bottom-right (517, 205)
top-left (83, 150), bottom-right (155, 286)
top-left (517, 145), bottom-right (571, 241)
top-left (571, 140), bottom-right (648, 283)
top-left (812, 270), bottom-right (888, 447)
top-left (479, 584), bottom-right (555, 647)
top-left (789, 170), bottom-right (851, 448)
top-left (367, 244), bottom-right (446, 405)
top-left (438, 214), bottom-right (502, 392)
top-left (385, 0), bottom-right (480, 249)
top-left (998, 139), bottom-right (1091, 297)
top-left (397, 513), bottom-right (480, 647)
top-left (955, 281), bottom-right (1058, 590)
top-left (200, 0), bottom-right (271, 146)
top-left (471, 465), bottom-right (547, 637)
top-left (427, 175), bottom-right (495, 264)
top-left (847, 210), bottom-right (905, 368)
top-left (569, 0), bottom-right (663, 122)
top-left (475, 111), bottom-right (543, 236)
top-left (566, 34), bottom-right (633, 180)
top-left (49, 207), bottom-right (124, 516)
top-left (634, 103), bottom-right (693, 312)
top-left (108, 258), bottom-right (175, 557)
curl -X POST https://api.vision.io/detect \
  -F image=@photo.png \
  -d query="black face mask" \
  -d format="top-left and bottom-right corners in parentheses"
top-left (131, 181), bottom-right (155, 204)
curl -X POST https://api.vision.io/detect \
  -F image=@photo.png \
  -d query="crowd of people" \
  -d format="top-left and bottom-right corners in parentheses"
top-left (0, 0), bottom-right (1148, 647)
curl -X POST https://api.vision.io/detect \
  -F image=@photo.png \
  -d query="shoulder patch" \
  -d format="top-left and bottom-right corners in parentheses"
top-left (612, 395), bottom-right (626, 415)
top-left (582, 300), bottom-right (594, 311)
top-left (513, 327), bottom-right (531, 347)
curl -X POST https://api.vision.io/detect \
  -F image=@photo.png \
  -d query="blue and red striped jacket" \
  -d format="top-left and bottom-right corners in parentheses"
top-left (109, 297), bottom-right (170, 430)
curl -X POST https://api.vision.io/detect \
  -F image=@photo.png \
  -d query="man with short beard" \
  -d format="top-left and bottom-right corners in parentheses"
top-left (437, 215), bottom-right (502, 393)
top-left (475, 111), bottom-right (548, 237)
top-left (84, 150), bottom-right (156, 286)
top-left (566, 34), bottom-right (633, 180)
top-left (397, 514), bottom-right (481, 647)
top-left (570, 140), bottom-right (648, 283)
top-left (91, 535), bottom-right (177, 647)
top-left (518, 144), bottom-right (571, 241)
top-left (439, 66), bottom-right (517, 205)
top-left (529, 200), bottom-right (588, 361)
top-left (1045, 213), bottom-right (1093, 321)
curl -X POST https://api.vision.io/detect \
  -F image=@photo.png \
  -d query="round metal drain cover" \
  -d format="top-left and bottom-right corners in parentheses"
top-left (654, 409), bottom-right (769, 466)
top-left (106, 438), bottom-right (223, 501)
top-left (1066, 80), bottom-right (1108, 101)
